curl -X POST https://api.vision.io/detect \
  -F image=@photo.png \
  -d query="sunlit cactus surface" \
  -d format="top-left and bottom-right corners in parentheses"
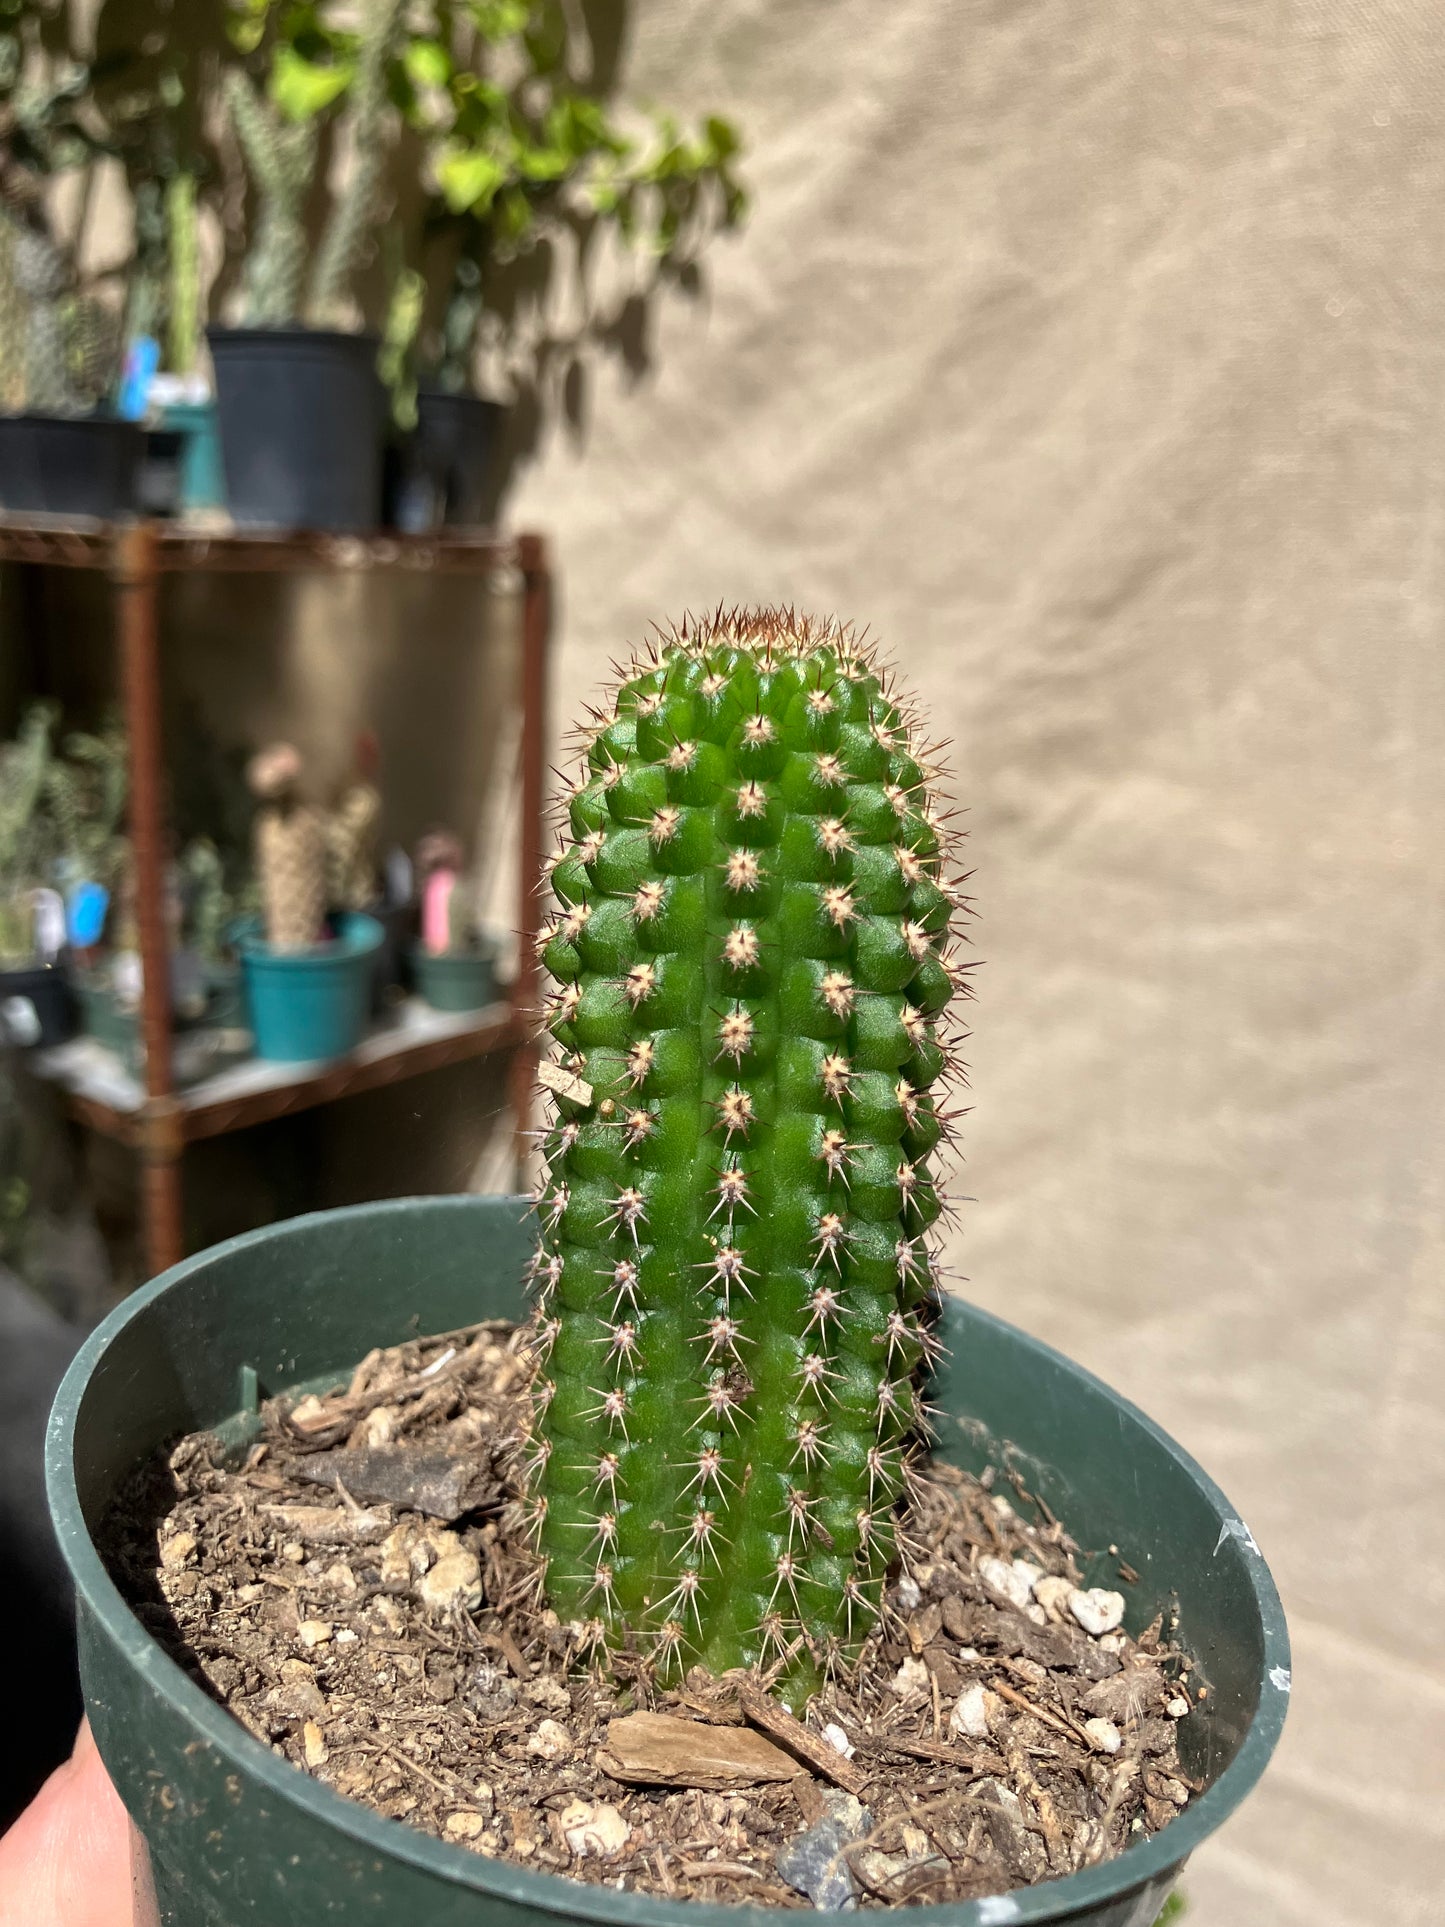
top-left (524, 609), bottom-right (967, 1702)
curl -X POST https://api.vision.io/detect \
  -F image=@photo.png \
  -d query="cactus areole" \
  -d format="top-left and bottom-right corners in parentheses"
top-left (526, 611), bottom-right (964, 1705)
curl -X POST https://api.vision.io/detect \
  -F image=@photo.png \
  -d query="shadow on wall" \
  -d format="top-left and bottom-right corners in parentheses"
top-left (417, 0), bottom-right (720, 524)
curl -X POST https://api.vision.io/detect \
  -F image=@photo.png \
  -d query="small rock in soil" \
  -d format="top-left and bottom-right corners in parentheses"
top-left (1070, 1588), bottom-right (1127, 1635)
top-left (417, 1550), bottom-right (482, 1613)
top-left (1083, 1718), bottom-right (1123, 1755)
top-left (561, 1799), bottom-right (630, 1859)
top-left (949, 1683), bottom-right (994, 1739)
top-left (777, 1789), bottom-right (871, 1910)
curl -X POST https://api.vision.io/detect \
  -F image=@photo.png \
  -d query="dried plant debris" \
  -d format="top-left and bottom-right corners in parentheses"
top-left (100, 1324), bottom-right (1202, 1911)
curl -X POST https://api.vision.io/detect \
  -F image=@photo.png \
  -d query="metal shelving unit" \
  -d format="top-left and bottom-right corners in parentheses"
top-left (0, 515), bottom-right (550, 1277)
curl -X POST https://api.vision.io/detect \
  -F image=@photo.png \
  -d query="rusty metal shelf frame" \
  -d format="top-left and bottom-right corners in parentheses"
top-left (1, 515), bottom-right (550, 1276)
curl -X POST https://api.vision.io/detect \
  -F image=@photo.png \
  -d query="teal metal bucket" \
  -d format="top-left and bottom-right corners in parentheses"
top-left (239, 912), bottom-right (382, 1062)
top-left (45, 1196), bottom-right (1289, 1927)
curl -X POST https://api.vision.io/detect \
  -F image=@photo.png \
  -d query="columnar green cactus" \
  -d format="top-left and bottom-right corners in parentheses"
top-left (308, 0), bottom-right (406, 326)
top-left (12, 223), bottom-right (75, 415)
top-left (526, 610), bottom-right (963, 1704)
top-left (225, 70), bottom-right (316, 325)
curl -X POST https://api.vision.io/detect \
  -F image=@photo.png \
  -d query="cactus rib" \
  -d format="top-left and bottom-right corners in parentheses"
top-left (526, 609), bottom-right (966, 1705)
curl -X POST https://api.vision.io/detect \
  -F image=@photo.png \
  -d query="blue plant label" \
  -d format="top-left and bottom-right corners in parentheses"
top-left (120, 335), bottom-right (162, 421)
top-left (68, 881), bottom-right (110, 948)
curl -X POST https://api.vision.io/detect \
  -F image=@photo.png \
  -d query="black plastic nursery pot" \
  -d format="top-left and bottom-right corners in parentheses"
top-left (0, 957), bottom-right (77, 1045)
top-left (0, 413), bottom-right (143, 519)
top-left (47, 1195), bottom-right (1289, 1927)
top-left (414, 388), bottom-right (504, 526)
top-left (208, 328), bottom-right (384, 531)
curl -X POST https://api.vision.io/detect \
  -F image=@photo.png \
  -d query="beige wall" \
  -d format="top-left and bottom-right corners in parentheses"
top-left (504, 3), bottom-right (1445, 1921)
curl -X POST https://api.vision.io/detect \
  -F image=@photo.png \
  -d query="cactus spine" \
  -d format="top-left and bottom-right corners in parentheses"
top-left (526, 610), bottom-right (963, 1704)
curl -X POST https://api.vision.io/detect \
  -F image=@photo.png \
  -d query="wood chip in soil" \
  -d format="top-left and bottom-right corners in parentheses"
top-left (98, 1321), bottom-right (1202, 1909)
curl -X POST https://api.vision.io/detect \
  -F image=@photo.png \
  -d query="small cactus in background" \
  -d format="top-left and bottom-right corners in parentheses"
top-left (13, 221), bottom-right (75, 415)
top-left (247, 744), bottom-right (326, 951)
top-left (307, 0), bottom-right (407, 326)
top-left (181, 838), bottom-right (231, 966)
top-left (0, 705), bottom-right (61, 963)
top-left (225, 70), bottom-right (316, 325)
top-left (227, 0), bottom-right (406, 327)
top-left (525, 610), bottom-right (966, 1703)
top-left (324, 733), bottom-right (382, 912)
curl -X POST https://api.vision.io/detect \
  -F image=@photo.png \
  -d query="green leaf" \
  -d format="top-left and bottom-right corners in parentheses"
top-left (465, 0), bottom-right (530, 40)
top-left (704, 115), bottom-right (740, 162)
top-left (436, 145), bottom-right (507, 213)
top-left (403, 36), bottom-right (453, 91)
top-left (269, 46), bottom-right (352, 121)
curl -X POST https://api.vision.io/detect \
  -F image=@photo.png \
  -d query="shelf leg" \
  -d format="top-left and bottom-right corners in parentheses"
top-left (115, 522), bottom-right (184, 1276)
top-left (511, 544), bottom-right (550, 1188)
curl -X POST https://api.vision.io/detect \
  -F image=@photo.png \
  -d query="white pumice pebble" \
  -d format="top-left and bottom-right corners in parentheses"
top-left (1033, 1575), bottom-right (1075, 1618)
top-left (1098, 1632), bottom-right (1127, 1653)
top-left (561, 1799), bottom-right (630, 1858)
top-left (990, 1494), bottom-right (1015, 1517)
top-left (1083, 1717), bottom-right (1122, 1755)
top-left (890, 1656), bottom-right (931, 1698)
top-left (526, 1718), bottom-right (572, 1761)
top-left (978, 1556), bottom-right (1036, 1610)
top-left (1167, 1697), bottom-right (1191, 1719)
top-left (1024, 1603), bottom-right (1047, 1626)
top-left (1069, 1587), bottom-right (1126, 1636)
top-left (950, 1683), bottom-right (994, 1739)
top-left (895, 1575), bottom-right (922, 1611)
top-left (822, 1723), bottom-right (855, 1759)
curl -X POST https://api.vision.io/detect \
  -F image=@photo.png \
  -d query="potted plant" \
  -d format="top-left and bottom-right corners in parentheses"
top-left (0, 705), bottom-right (74, 1045)
top-left (209, 0), bottom-right (407, 530)
top-left (411, 825), bottom-right (499, 1011)
top-left (88, 0), bottom-right (229, 517)
top-left (386, 6), bottom-right (746, 526)
top-left (322, 729), bottom-right (417, 1012)
top-left (0, 22), bottom-right (141, 518)
top-left (46, 615), bottom-right (1288, 1925)
top-left (238, 742), bottom-right (382, 1061)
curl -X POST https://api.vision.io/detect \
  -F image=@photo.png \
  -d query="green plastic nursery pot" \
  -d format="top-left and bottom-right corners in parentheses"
top-left (413, 939), bottom-right (499, 1013)
top-left (47, 1195), bottom-right (1288, 1927)
top-left (238, 912), bottom-right (382, 1063)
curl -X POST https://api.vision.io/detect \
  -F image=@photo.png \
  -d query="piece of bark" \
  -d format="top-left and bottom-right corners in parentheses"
top-left (735, 1680), bottom-right (867, 1796)
top-left (294, 1446), bottom-right (495, 1521)
top-left (597, 1712), bottom-right (799, 1789)
top-left (791, 1772), bottom-right (827, 1826)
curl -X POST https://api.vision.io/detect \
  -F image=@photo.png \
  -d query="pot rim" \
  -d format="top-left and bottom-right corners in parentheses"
top-left (45, 1196), bottom-right (1290, 1926)
top-left (236, 909), bottom-right (385, 966)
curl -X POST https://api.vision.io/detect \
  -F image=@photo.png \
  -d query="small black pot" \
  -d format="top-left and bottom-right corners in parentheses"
top-left (0, 414), bottom-right (143, 520)
top-left (208, 328), bottom-right (384, 532)
top-left (413, 387), bottom-right (503, 526)
top-left (138, 426), bottom-right (186, 518)
top-left (0, 960), bottom-right (77, 1046)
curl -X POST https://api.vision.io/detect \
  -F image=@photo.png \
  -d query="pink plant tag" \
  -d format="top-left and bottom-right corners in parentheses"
top-left (421, 868), bottom-right (456, 956)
